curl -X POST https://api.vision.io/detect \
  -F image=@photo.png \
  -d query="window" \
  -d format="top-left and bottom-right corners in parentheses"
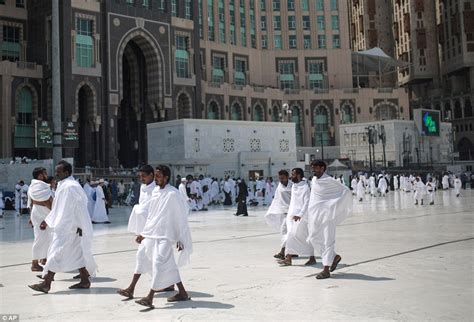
top-left (279, 61), bottom-right (296, 89)
top-left (2, 26), bottom-right (21, 62)
top-left (330, 0), bottom-right (338, 11)
top-left (219, 0), bottom-right (225, 42)
top-left (317, 16), bottom-right (325, 30)
top-left (171, 0), bottom-right (177, 16)
top-left (185, 0), bottom-right (192, 19)
top-left (142, 0), bottom-right (149, 9)
top-left (308, 59), bottom-right (326, 89)
top-left (273, 16), bottom-right (281, 30)
top-left (288, 16), bottom-right (296, 30)
top-left (212, 55), bottom-right (225, 84)
top-left (16, 0), bottom-right (25, 8)
top-left (208, 0), bottom-right (215, 41)
top-left (15, 87), bottom-right (34, 148)
top-left (313, 106), bottom-right (330, 146)
top-left (318, 35), bottom-right (326, 48)
top-left (302, 16), bottom-right (310, 30)
top-left (303, 35), bottom-right (311, 49)
top-left (274, 35), bottom-right (282, 49)
top-left (175, 36), bottom-right (189, 78)
top-left (260, 0), bottom-right (265, 11)
top-left (316, 0), bottom-right (324, 11)
top-left (333, 35), bottom-right (340, 48)
top-left (234, 58), bottom-right (246, 85)
top-left (289, 35), bottom-right (297, 49)
top-left (287, 0), bottom-right (295, 10)
top-left (262, 35), bottom-right (268, 48)
top-left (261, 16), bottom-right (267, 30)
top-left (272, 0), bottom-right (280, 11)
top-left (241, 28), bottom-right (246, 46)
top-left (301, 0), bottom-right (309, 11)
top-left (125, 0), bottom-right (134, 5)
top-left (331, 16), bottom-right (339, 30)
top-left (158, 0), bottom-right (165, 11)
top-left (76, 19), bottom-right (94, 67)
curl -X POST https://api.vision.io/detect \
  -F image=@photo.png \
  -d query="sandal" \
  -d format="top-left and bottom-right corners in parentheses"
top-left (167, 293), bottom-right (191, 302)
top-left (135, 298), bottom-right (155, 308)
top-left (28, 283), bottom-right (50, 293)
top-left (316, 271), bottom-right (331, 279)
top-left (156, 286), bottom-right (175, 293)
top-left (273, 253), bottom-right (284, 259)
top-left (330, 255), bottom-right (341, 272)
top-left (69, 282), bottom-right (91, 289)
top-left (117, 289), bottom-right (134, 299)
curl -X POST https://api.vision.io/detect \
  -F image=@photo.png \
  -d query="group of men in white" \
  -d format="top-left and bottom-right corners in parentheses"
top-left (82, 179), bottom-right (111, 224)
top-left (350, 172), bottom-right (463, 206)
top-left (264, 160), bottom-right (352, 279)
top-left (28, 162), bottom-right (192, 309)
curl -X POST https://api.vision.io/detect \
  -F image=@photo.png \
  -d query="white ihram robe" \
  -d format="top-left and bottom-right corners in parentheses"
top-left (393, 176), bottom-right (399, 190)
top-left (43, 176), bottom-right (97, 277)
top-left (308, 173), bottom-right (352, 267)
top-left (264, 181), bottom-right (293, 248)
top-left (378, 177), bottom-right (387, 196)
top-left (454, 178), bottom-right (462, 196)
top-left (128, 181), bottom-right (157, 234)
top-left (426, 182), bottom-right (435, 203)
top-left (28, 179), bottom-right (53, 260)
top-left (351, 178), bottom-right (357, 195)
top-left (369, 176), bottom-right (376, 196)
top-left (357, 180), bottom-right (365, 201)
top-left (91, 186), bottom-right (110, 223)
top-left (138, 184), bottom-right (192, 290)
top-left (210, 181), bottom-right (220, 203)
top-left (285, 181), bottom-right (313, 256)
top-left (414, 180), bottom-right (426, 203)
top-left (442, 175), bottom-right (449, 190)
top-left (83, 183), bottom-right (95, 218)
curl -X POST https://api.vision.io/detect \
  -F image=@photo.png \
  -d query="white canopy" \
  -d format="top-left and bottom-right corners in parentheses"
top-left (327, 159), bottom-right (348, 170)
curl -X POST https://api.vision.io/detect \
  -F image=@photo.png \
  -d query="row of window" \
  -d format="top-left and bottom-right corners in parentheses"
top-left (261, 0), bottom-right (339, 12)
top-left (262, 34), bottom-right (340, 50)
top-left (123, 0), bottom-right (192, 18)
top-left (0, 0), bottom-right (24, 8)
top-left (261, 15), bottom-right (339, 31)
top-left (2, 25), bottom-right (21, 62)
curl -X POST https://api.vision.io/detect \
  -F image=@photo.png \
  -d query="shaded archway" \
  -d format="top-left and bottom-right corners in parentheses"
top-left (271, 105), bottom-right (280, 122)
top-left (291, 105), bottom-right (303, 146)
top-left (207, 101), bottom-right (220, 119)
top-left (340, 103), bottom-right (354, 124)
top-left (231, 102), bottom-right (243, 120)
top-left (458, 137), bottom-right (473, 160)
top-left (253, 104), bottom-right (264, 121)
top-left (177, 92), bottom-right (192, 119)
top-left (118, 35), bottom-right (162, 167)
top-left (14, 86), bottom-right (37, 158)
top-left (313, 105), bottom-right (330, 146)
top-left (375, 102), bottom-right (397, 121)
top-left (76, 84), bottom-right (96, 167)
top-left (444, 102), bottom-right (452, 120)
top-left (464, 99), bottom-right (472, 118)
top-left (453, 101), bottom-right (463, 119)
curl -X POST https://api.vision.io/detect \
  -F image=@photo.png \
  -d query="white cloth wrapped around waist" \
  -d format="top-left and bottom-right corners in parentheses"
top-left (28, 179), bottom-right (52, 226)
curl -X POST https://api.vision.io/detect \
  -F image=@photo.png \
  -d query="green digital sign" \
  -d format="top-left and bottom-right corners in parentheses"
top-left (421, 110), bottom-right (440, 136)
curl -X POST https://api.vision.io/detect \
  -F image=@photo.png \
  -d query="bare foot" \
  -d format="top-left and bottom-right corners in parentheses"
top-left (304, 257), bottom-right (317, 266)
top-left (28, 282), bottom-right (50, 293)
top-left (117, 288), bottom-right (134, 298)
top-left (69, 281), bottom-right (91, 289)
top-left (135, 297), bottom-right (154, 308)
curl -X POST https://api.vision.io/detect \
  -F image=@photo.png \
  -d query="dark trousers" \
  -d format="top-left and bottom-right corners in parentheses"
top-left (223, 192), bottom-right (232, 205)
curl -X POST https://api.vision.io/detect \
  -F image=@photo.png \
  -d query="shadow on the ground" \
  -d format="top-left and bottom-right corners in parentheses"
top-left (332, 273), bottom-right (394, 281)
top-left (59, 277), bottom-right (117, 283)
top-left (161, 299), bottom-right (234, 310)
top-left (52, 286), bottom-right (119, 295)
top-left (153, 290), bottom-right (214, 299)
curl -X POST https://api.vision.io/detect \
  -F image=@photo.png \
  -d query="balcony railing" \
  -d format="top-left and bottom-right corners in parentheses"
top-left (16, 61), bottom-right (37, 70)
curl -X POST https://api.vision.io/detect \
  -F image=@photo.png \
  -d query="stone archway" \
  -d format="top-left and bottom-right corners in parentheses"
top-left (177, 92), bottom-right (192, 119)
top-left (253, 103), bottom-right (264, 121)
top-left (231, 101), bottom-right (243, 120)
top-left (458, 137), bottom-right (473, 161)
top-left (374, 101), bottom-right (398, 120)
top-left (117, 33), bottom-right (164, 167)
top-left (207, 100), bottom-right (220, 119)
top-left (76, 84), bottom-right (97, 167)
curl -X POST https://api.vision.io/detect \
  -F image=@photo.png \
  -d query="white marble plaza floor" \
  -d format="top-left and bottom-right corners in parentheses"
top-left (0, 188), bottom-right (473, 321)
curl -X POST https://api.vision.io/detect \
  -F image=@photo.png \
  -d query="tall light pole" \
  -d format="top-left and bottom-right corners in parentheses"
top-left (52, 0), bottom-right (62, 164)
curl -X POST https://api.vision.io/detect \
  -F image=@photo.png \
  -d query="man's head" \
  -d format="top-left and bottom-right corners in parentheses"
top-left (181, 178), bottom-right (187, 184)
top-left (32, 167), bottom-right (48, 182)
top-left (291, 168), bottom-right (304, 183)
top-left (138, 164), bottom-right (154, 185)
top-left (19, 180), bottom-right (24, 186)
top-left (155, 165), bottom-right (171, 187)
top-left (278, 170), bottom-right (290, 186)
top-left (311, 160), bottom-right (326, 178)
top-left (55, 160), bottom-right (72, 181)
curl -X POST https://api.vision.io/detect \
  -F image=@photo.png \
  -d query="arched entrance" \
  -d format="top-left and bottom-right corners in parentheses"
top-left (375, 103), bottom-right (397, 120)
top-left (76, 84), bottom-right (96, 167)
top-left (458, 137), bottom-right (473, 161)
top-left (291, 105), bottom-right (303, 146)
top-left (340, 104), bottom-right (354, 124)
top-left (118, 35), bottom-right (163, 168)
top-left (253, 104), bottom-right (264, 121)
top-left (454, 101), bottom-right (462, 119)
top-left (231, 102), bottom-right (243, 120)
top-left (207, 101), bottom-right (220, 119)
top-left (271, 105), bottom-right (280, 122)
top-left (177, 93), bottom-right (192, 119)
top-left (313, 105), bottom-right (330, 146)
top-left (14, 86), bottom-right (36, 158)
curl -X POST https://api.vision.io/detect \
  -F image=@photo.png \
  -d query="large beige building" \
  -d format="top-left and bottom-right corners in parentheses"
top-left (349, 0), bottom-right (474, 161)
top-left (0, 0), bottom-right (409, 167)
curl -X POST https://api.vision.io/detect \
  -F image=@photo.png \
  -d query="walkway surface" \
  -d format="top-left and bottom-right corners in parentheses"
top-left (0, 188), bottom-right (473, 321)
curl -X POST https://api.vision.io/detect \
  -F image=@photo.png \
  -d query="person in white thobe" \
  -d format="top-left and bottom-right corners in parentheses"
top-left (307, 160), bottom-right (352, 279)
top-left (91, 181), bottom-right (110, 223)
top-left (210, 179), bottom-right (220, 204)
top-left (134, 165), bottom-right (192, 308)
top-left (264, 178), bottom-right (275, 205)
top-left (28, 168), bottom-right (53, 271)
top-left (393, 175), bottom-right (399, 190)
top-left (14, 182), bottom-right (21, 215)
top-left (83, 180), bottom-right (95, 218)
top-left (119, 165), bottom-right (171, 299)
top-left (0, 190), bottom-right (4, 216)
top-left (377, 175), bottom-right (388, 197)
top-left (351, 177), bottom-right (358, 195)
top-left (454, 176), bottom-right (462, 197)
top-left (414, 177), bottom-right (426, 205)
top-left (426, 178), bottom-right (435, 205)
top-left (29, 160), bottom-right (97, 293)
top-left (357, 177), bottom-right (365, 202)
top-left (279, 168), bottom-right (315, 266)
top-left (264, 170), bottom-right (293, 259)
top-left (369, 175), bottom-right (376, 196)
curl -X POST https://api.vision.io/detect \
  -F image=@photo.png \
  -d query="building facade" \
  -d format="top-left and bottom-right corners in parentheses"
top-left (1, 0), bottom-right (409, 167)
top-left (349, 0), bottom-right (474, 160)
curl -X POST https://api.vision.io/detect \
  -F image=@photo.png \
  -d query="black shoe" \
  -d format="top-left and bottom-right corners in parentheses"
top-left (242, 214), bottom-right (248, 216)
top-left (233, 213), bottom-right (240, 216)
